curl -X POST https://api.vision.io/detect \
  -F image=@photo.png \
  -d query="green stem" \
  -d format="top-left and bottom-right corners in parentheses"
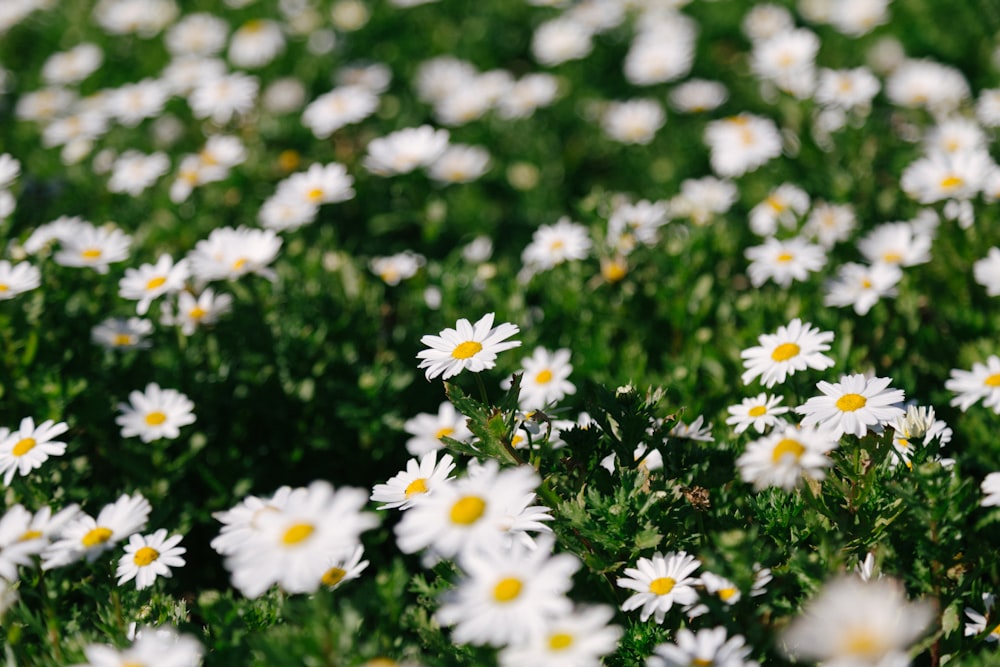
top-left (473, 373), bottom-right (491, 407)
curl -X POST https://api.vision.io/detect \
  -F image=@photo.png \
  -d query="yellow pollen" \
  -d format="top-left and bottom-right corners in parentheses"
top-left (535, 369), bottom-right (554, 384)
top-left (649, 577), bottom-right (676, 595)
top-left (12, 438), bottom-right (37, 457)
top-left (113, 333), bottom-right (135, 346)
top-left (984, 373), bottom-right (1000, 387)
top-left (843, 630), bottom-right (884, 656)
top-left (451, 341), bottom-right (483, 359)
top-left (861, 278), bottom-right (873, 289)
top-left (990, 622), bottom-right (1000, 637)
top-left (940, 175), bottom-right (963, 190)
top-left (881, 252), bottom-right (902, 263)
top-left (693, 660), bottom-right (714, 667)
top-left (322, 567), bottom-right (346, 587)
top-left (550, 240), bottom-right (564, 251)
top-left (719, 587), bottom-right (738, 601)
top-left (776, 252), bottom-right (794, 262)
top-left (243, 19), bottom-right (265, 32)
top-left (19, 530), bottom-right (43, 541)
top-left (145, 276), bottom-right (167, 290)
top-left (278, 150), bottom-right (300, 172)
top-left (0, 284), bottom-right (8, 292)
top-left (492, 577), bottom-right (523, 602)
top-left (404, 478), bottom-right (428, 497)
top-left (511, 434), bottom-right (525, 447)
top-left (282, 523), bottom-right (315, 545)
top-left (772, 438), bottom-right (805, 463)
top-left (82, 526), bottom-right (113, 548)
top-left (144, 411), bottom-right (167, 426)
top-left (771, 342), bottom-right (800, 362)
top-left (133, 546), bottom-right (159, 566)
top-left (81, 248), bottom-right (102, 260)
top-left (766, 195), bottom-right (786, 212)
top-left (306, 188), bottom-right (324, 202)
top-left (836, 393), bottom-right (867, 412)
top-left (232, 258), bottom-right (248, 271)
top-left (449, 496), bottom-right (486, 525)
top-left (602, 259), bottom-right (628, 282)
top-left (748, 405), bottom-right (767, 417)
top-left (898, 438), bottom-right (910, 449)
top-left (434, 427), bottom-right (454, 441)
top-left (548, 633), bottom-right (574, 651)
top-left (188, 306), bottom-right (208, 320)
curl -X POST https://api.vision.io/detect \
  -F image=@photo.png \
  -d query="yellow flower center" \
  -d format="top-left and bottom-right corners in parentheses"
top-left (278, 150), bottom-right (300, 172)
top-left (451, 341), bottom-right (483, 359)
top-left (766, 195), bottom-right (786, 212)
top-left (322, 567), bottom-right (346, 587)
top-left (492, 577), bottom-right (523, 602)
top-left (535, 369), bottom-right (553, 384)
top-left (649, 577), bottom-right (676, 595)
top-left (189, 306), bottom-right (208, 320)
top-left (747, 405), bottom-right (767, 417)
top-left (133, 546), bottom-right (160, 566)
top-left (939, 175), bottom-right (963, 190)
top-left (145, 276), bottom-right (167, 290)
top-left (12, 438), bottom-right (37, 457)
top-left (306, 188), bottom-right (324, 202)
top-left (836, 393), bottom-right (867, 412)
top-left (984, 373), bottom-right (1000, 387)
top-left (0, 284), bottom-right (8, 292)
top-left (82, 526), bottom-right (113, 548)
top-left (990, 622), bottom-right (1000, 638)
top-left (772, 438), bottom-right (805, 463)
top-left (861, 278), bottom-right (873, 289)
top-left (113, 333), bottom-right (135, 346)
top-left (19, 530), bottom-right (43, 541)
top-left (776, 252), bottom-right (794, 263)
top-left (548, 633), bottom-right (574, 651)
top-left (81, 248), bottom-right (102, 260)
top-left (404, 478), bottom-right (428, 497)
top-left (843, 629), bottom-right (886, 657)
top-left (434, 427), bottom-right (454, 441)
top-left (282, 523), bottom-right (315, 545)
top-left (693, 660), bottom-right (714, 667)
top-left (881, 251), bottom-right (902, 264)
top-left (719, 587), bottom-right (738, 601)
top-left (550, 240), bottom-right (564, 251)
top-left (144, 411), bottom-right (167, 426)
top-left (449, 496), bottom-right (486, 525)
top-left (602, 259), bottom-right (628, 282)
top-left (243, 19), bottom-right (265, 32)
top-left (232, 258), bottom-right (248, 271)
top-left (771, 342), bottom-right (800, 362)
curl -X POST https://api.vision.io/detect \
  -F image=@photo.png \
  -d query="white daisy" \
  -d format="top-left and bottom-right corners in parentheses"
top-left (403, 401), bottom-right (473, 456)
top-left (617, 551), bottom-right (701, 624)
top-left (740, 318), bottom-right (836, 388)
top-left (497, 604), bottom-right (622, 667)
top-left (42, 493), bottom-right (151, 569)
top-left (369, 251), bottom-right (425, 286)
top-left (228, 19), bottom-right (285, 69)
top-left (72, 625), bottom-right (203, 667)
top-left (647, 626), bottom-right (758, 667)
top-left (436, 537), bottom-right (579, 647)
top-left (370, 450), bottom-right (456, 510)
top-left (320, 544), bottom-right (369, 591)
top-left (116, 383), bottom-right (196, 443)
top-left (116, 529), bottom-right (186, 590)
top-left (945, 355), bottom-right (1000, 412)
top-left (91, 317), bottom-right (154, 350)
top-left (736, 423), bottom-right (838, 491)
top-left (512, 347), bottom-right (576, 410)
top-left (427, 144), bottom-right (492, 184)
top-left (210, 486), bottom-right (294, 557)
top-left (981, 473), bottom-right (1000, 507)
top-left (0, 260), bottom-right (41, 300)
top-left (748, 183), bottom-right (810, 237)
top-left (363, 125), bottom-right (450, 176)
top-left (160, 288), bottom-right (233, 336)
top-left (745, 236), bottom-right (827, 288)
top-left (274, 162), bottom-right (355, 207)
top-left (188, 71), bottom-right (259, 124)
top-left (726, 393), bottom-right (789, 434)
top-left (0, 504), bottom-right (50, 580)
top-left (416, 313), bottom-right (521, 381)
top-left (520, 217), bottom-right (592, 275)
top-left (796, 373), bottom-right (906, 439)
top-left (823, 261), bottom-right (902, 316)
top-left (186, 226), bottom-right (282, 283)
top-left (107, 150), bottom-right (170, 195)
top-left (704, 114), bottom-right (783, 178)
top-left (973, 247), bottom-right (1000, 296)
top-left (0, 418), bottom-right (69, 486)
top-left (118, 254), bottom-right (189, 315)
top-left (669, 79), bottom-right (728, 114)
top-left (670, 415), bottom-right (714, 442)
top-left (781, 576), bottom-right (934, 666)
top-left (602, 98), bottom-right (665, 145)
top-left (302, 85), bottom-right (379, 138)
top-left (52, 223), bottom-right (132, 274)
top-left (802, 202), bottom-right (857, 248)
top-left (964, 593), bottom-right (1000, 641)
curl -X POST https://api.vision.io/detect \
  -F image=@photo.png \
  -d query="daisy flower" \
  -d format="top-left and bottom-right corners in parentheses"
top-left (740, 318), bottom-right (835, 388)
top-left (394, 461), bottom-right (545, 558)
top-left (973, 247), bottom-right (1000, 296)
top-left (669, 79), bottom-right (728, 114)
top-left (0, 417), bottom-right (69, 486)
top-left (436, 537), bottom-right (579, 647)
top-left (403, 401), bottom-right (473, 456)
top-left (186, 226), bottom-right (282, 283)
top-left (0, 504), bottom-right (49, 580)
top-left (670, 415), bottom-right (714, 442)
top-left (647, 626), bottom-right (758, 667)
top-left (887, 405), bottom-right (952, 467)
top-left (223, 481), bottom-right (378, 598)
top-left (72, 625), bottom-right (203, 667)
top-left (945, 356), bottom-right (1000, 412)
top-left (427, 144), bottom-right (492, 184)
top-left (188, 71), bottom-right (259, 124)
top-left (981, 473), bottom-right (1000, 507)
top-left (497, 604), bottom-right (622, 667)
top-left (802, 202), bottom-right (857, 247)
top-left (520, 217), bottom-right (592, 275)
top-left (780, 576), bottom-right (934, 666)
top-left (704, 113), bottom-right (782, 178)
top-left (617, 551), bottom-right (701, 624)
top-left (42, 493), bottom-right (152, 569)
top-left (511, 347), bottom-right (576, 410)
top-left (725, 393), bottom-right (789, 434)
top-left (531, 17), bottom-right (594, 67)
top-left (0, 260), bottom-right (41, 300)
top-left (118, 254), bottom-right (189, 315)
top-left (370, 450), bottom-right (456, 510)
top-left (369, 251), bottom-right (425, 286)
top-left (964, 593), bottom-right (1000, 641)
top-left (116, 529), bottom-right (186, 590)
top-left (210, 486), bottom-right (294, 557)
top-left (796, 374), bottom-right (905, 439)
top-left (858, 222), bottom-right (932, 268)
top-left (0, 580), bottom-right (17, 618)
top-left (736, 423), bottom-right (838, 491)
top-left (52, 223), bottom-right (132, 274)
top-left (228, 19), bottom-right (285, 69)
top-left (107, 150), bottom-right (170, 196)
top-left (823, 262), bottom-right (902, 316)
top-left (320, 544), bottom-right (369, 591)
top-left (160, 288), bottom-right (233, 336)
top-left (601, 99), bottom-right (665, 145)
top-left (750, 28), bottom-right (819, 98)
top-left (363, 125), bottom-right (450, 176)
top-left (416, 313), bottom-right (521, 381)
top-left (274, 162), bottom-right (355, 208)
top-left (748, 183), bottom-right (810, 237)
top-left (744, 236), bottom-right (826, 288)
top-left (116, 383), bottom-right (196, 443)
